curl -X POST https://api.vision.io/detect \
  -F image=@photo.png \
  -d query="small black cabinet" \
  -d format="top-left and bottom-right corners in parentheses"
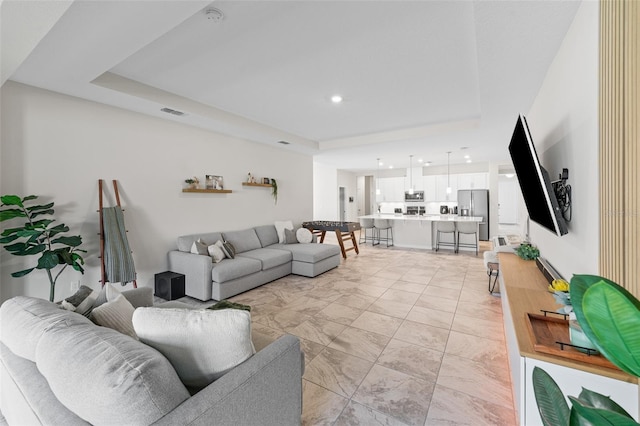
top-left (154, 271), bottom-right (185, 301)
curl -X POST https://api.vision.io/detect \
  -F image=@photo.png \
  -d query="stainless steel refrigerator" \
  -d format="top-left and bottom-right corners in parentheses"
top-left (457, 189), bottom-right (489, 240)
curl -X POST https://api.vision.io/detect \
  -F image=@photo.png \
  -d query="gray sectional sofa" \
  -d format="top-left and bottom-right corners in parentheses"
top-left (168, 224), bottom-right (341, 301)
top-left (0, 290), bottom-right (303, 425)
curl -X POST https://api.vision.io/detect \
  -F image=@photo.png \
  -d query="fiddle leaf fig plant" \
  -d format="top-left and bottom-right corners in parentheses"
top-left (0, 195), bottom-right (86, 302)
top-left (533, 274), bottom-right (640, 425)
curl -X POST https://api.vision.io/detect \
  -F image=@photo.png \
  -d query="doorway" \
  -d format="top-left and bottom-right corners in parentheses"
top-left (339, 187), bottom-right (346, 222)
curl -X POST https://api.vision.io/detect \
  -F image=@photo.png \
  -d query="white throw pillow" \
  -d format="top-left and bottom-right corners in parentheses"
top-left (296, 228), bottom-right (313, 244)
top-left (207, 243), bottom-right (225, 263)
top-left (274, 220), bottom-right (294, 244)
top-left (190, 239), bottom-right (208, 255)
top-left (133, 308), bottom-right (255, 388)
top-left (91, 294), bottom-right (137, 339)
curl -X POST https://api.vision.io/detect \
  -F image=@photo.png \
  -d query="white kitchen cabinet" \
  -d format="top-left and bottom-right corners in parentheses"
top-left (407, 167), bottom-right (423, 191)
top-left (457, 173), bottom-right (488, 190)
top-left (423, 176), bottom-right (437, 201)
top-left (435, 174), bottom-right (457, 201)
top-left (393, 176), bottom-right (406, 201)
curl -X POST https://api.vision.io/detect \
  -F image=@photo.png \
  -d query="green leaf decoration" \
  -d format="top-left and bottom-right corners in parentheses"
top-left (577, 388), bottom-right (634, 418)
top-left (37, 251), bottom-right (60, 269)
top-left (26, 202), bottom-right (54, 212)
top-left (11, 268), bottom-right (35, 278)
top-left (22, 195), bottom-right (38, 202)
top-left (532, 367), bottom-right (570, 426)
top-left (0, 195), bottom-right (23, 207)
top-left (48, 224), bottom-right (69, 237)
top-left (30, 209), bottom-right (55, 218)
top-left (51, 236), bottom-right (82, 247)
top-left (569, 396), bottom-right (639, 426)
top-left (0, 234), bottom-right (19, 244)
top-left (27, 219), bottom-right (54, 229)
top-left (20, 245), bottom-right (46, 256)
top-left (571, 275), bottom-right (640, 376)
top-left (16, 229), bottom-right (44, 238)
top-left (4, 242), bottom-right (28, 252)
top-left (0, 209), bottom-right (27, 221)
top-left (1, 227), bottom-right (24, 236)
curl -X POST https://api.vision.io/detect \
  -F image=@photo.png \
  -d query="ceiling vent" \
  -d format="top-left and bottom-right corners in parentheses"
top-left (160, 107), bottom-right (185, 116)
top-left (277, 140), bottom-right (291, 145)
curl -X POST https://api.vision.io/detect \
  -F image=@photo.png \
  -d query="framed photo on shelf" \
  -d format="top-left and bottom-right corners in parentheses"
top-left (206, 175), bottom-right (224, 190)
top-left (262, 178), bottom-right (270, 185)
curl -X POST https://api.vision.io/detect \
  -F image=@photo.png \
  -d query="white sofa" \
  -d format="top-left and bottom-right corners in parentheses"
top-left (168, 225), bottom-right (341, 301)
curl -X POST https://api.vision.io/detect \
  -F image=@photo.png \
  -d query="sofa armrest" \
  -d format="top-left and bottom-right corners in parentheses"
top-left (152, 334), bottom-right (302, 426)
top-left (122, 287), bottom-right (154, 308)
top-left (168, 251), bottom-right (214, 301)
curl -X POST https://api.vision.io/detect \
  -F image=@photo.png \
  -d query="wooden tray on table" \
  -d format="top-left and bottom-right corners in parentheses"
top-left (524, 313), bottom-right (619, 370)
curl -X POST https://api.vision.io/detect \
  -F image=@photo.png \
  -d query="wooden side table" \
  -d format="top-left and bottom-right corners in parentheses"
top-left (154, 271), bottom-right (185, 301)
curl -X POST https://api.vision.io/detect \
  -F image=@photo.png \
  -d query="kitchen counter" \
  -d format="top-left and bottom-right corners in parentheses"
top-left (358, 214), bottom-right (482, 250)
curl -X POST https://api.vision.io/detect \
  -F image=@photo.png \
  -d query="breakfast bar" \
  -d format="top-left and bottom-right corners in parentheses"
top-left (357, 214), bottom-right (482, 251)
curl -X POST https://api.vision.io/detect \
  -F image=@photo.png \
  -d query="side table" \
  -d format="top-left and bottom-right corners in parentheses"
top-left (154, 271), bottom-right (185, 301)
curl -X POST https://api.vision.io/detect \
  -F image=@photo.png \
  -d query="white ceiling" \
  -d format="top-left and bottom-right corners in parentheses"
top-left (2, 0), bottom-right (581, 172)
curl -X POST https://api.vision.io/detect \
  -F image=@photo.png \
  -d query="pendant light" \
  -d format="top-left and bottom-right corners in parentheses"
top-left (408, 155), bottom-right (414, 195)
top-left (446, 151), bottom-right (452, 195)
top-left (376, 158), bottom-right (381, 195)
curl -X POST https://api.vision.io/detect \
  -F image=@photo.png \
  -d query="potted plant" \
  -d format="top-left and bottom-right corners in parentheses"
top-left (533, 274), bottom-right (640, 425)
top-left (184, 177), bottom-right (199, 189)
top-left (0, 195), bottom-right (86, 302)
top-left (271, 179), bottom-right (278, 204)
top-left (516, 242), bottom-right (540, 260)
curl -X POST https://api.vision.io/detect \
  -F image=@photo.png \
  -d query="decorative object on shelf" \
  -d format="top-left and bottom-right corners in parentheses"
top-left (548, 278), bottom-right (572, 314)
top-left (184, 177), bottom-right (200, 189)
top-left (533, 274), bottom-right (640, 425)
top-left (270, 179), bottom-right (278, 204)
top-left (515, 242), bottom-right (540, 260)
top-left (246, 173), bottom-right (256, 184)
top-left (262, 178), bottom-right (270, 185)
top-left (0, 194), bottom-right (86, 302)
top-left (206, 175), bottom-right (224, 190)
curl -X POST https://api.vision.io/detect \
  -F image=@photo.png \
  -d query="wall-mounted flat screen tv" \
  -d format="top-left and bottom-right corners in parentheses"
top-left (508, 114), bottom-right (568, 236)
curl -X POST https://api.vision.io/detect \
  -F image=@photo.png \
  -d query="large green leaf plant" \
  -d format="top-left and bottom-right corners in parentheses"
top-left (0, 195), bottom-right (86, 302)
top-left (533, 274), bottom-right (640, 425)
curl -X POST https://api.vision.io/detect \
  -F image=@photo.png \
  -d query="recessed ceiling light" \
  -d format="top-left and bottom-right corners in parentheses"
top-left (464, 155), bottom-right (470, 159)
top-left (389, 165), bottom-right (393, 169)
top-left (331, 95), bottom-right (343, 104)
top-left (379, 161), bottom-right (384, 166)
top-left (466, 159), bottom-right (472, 163)
top-left (418, 159), bottom-right (423, 163)
top-left (505, 173), bottom-right (515, 178)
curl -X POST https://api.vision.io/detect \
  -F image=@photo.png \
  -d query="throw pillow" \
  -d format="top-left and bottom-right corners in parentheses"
top-left (207, 300), bottom-right (251, 312)
top-left (75, 294), bottom-right (97, 317)
top-left (296, 227), bottom-right (313, 244)
top-left (207, 243), bottom-right (225, 263)
top-left (284, 228), bottom-right (299, 244)
top-left (65, 285), bottom-right (93, 307)
top-left (221, 241), bottom-right (236, 259)
top-left (91, 293), bottom-right (137, 339)
top-left (132, 308), bottom-right (256, 389)
top-left (274, 220), bottom-right (294, 244)
top-left (190, 238), bottom-right (208, 255)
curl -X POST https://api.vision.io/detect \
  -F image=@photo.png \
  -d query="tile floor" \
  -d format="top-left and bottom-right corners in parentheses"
top-left (180, 236), bottom-right (516, 425)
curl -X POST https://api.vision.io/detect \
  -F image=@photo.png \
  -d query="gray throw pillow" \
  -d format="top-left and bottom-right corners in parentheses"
top-left (65, 285), bottom-right (93, 307)
top-left (284, 228), bottom-right (299, 244)
top-left (221, 241), bottom-right (236, 259)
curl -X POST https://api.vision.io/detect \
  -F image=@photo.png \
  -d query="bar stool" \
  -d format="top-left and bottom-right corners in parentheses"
top-left (456, 221), bottom-right (479, 255)
top-left (484, 251), bottom-right (500, 293)
top-left (435, 221), bottom-right (456, 252)
top-left (373, 219), bottom-right (394, 247)
top-left (359, 218), bottom-right (375, 245)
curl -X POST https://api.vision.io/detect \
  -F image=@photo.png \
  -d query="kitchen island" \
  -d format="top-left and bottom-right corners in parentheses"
top-left (358, 214), bottom-right (482, 251)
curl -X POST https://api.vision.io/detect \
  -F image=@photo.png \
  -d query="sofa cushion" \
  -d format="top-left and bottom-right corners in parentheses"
top-left (0, 297), bottom-right (92, 362)
top-left (35, 321), bottom-right (190, 425)
top-left (238, 248), bottom-right (293, 270)
top-left (90, 293), bottom-right (137, 338)
top-left (254, 225), bottom-right (279, 247)
top-left (274, 220), bottom-right (294, 243)
top-left (211, 257), bottom-right (262, 283)
top-left (133, 307), bottom-right (255, 389)
top-left (273, 243), bottom-right (341, 263)
top-left (222, 229), bottom-right (262, 254)
top-left (177, 232), bottom-right (223, 252)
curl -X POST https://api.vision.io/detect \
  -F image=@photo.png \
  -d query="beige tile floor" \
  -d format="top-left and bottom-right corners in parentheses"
top-left (183, 235), bottom-right (516, 425)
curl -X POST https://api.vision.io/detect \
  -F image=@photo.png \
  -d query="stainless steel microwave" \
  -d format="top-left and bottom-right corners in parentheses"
top-left (404, 191), bottom-right (424, 202)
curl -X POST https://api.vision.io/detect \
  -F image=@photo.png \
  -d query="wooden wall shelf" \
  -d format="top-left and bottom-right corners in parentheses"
top-left (242, 182), bottom-right (271, 188)
top-left (182, 188), bottom-right (232, 194)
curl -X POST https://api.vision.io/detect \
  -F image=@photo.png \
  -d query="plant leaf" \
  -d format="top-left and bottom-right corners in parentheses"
top-left (47, 223), bottom-right (69, 237)
top-left (569, 396), bottom-right (639, 426)
top-left (30, 209), bottom-right (55, 219)
top-left (0, 209), bottom-right (27, 221)
top-left (16, 229), bottom-right (44, 238)
top-left (0, 234), bottom-right (19, 244)
top-left (0, 195), bottom-right (23, 207)
top-left (26, 202), bottom-right (54, 212)
top-left (571, 275), bottom-right (640, 376)
top-left (532, 367), bottom-right (570, 426)
top-left (27, 219), bottom-right (54, 229)
top-left (11, 268), bottom-right (35, 277)
top-left (578, 388), bottom-right (634, 419)
top-left (36, 251), bottom-right (60, 269)
top-left (1, 226), bottom-right (24, 236)
top-left (3, 242), bottom-right (28, 252)
top-left (51, 236), bottom-right (82, 247)
top-left (22, 195), bottom-right (38, 202)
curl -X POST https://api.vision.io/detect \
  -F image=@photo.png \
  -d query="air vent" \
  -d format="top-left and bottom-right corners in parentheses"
top-left (277, 140), bottom-right (290, 145)
top-left (160, 107), bottom-right (185, 116)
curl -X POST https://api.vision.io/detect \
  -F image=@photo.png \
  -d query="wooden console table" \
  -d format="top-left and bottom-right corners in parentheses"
top-left (498, 253), bottom-right (639, 424)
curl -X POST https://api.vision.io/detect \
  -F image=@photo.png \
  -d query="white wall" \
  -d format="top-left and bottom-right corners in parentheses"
top-left (313, 161), bottom-right (338, 220)
top-left (0, 82), bottom-right (313, 302)
top-left (525, 1), bottom-right (599, 278)
top-left (337, 170), bottom-right (358, 222)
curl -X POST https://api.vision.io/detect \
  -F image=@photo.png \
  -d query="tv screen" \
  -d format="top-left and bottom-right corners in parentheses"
top-left (508, 114), bottom-right (568, 236)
